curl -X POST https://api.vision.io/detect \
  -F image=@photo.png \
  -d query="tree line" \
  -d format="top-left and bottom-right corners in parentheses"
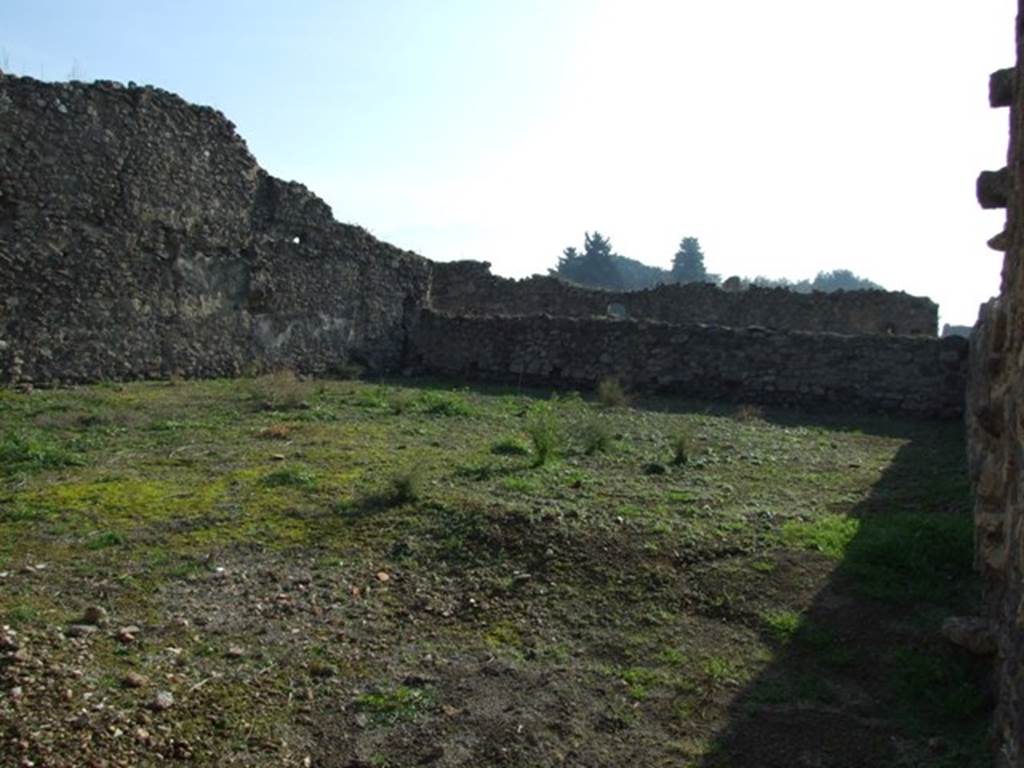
top-left (549, 231), bottom-right (882, 293)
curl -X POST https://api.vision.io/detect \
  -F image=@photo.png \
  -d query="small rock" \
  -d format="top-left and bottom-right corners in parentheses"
top-left (376, 571), bottom-right (391, 583)
top-left (226, 645), bottom-right (246, 659)
top-left (151, 690), bottom-right (175, 711)
top-left (9, 686), bottom-right (23, 702)
top-left (355, 713), bottom-right (369, 728)
top-left (66, 624), bottom-right (98, 638)
top-left (122, 671), bottom-right (149, 689)
top-left (135, 726), bottom-right (151, 742)
top-left (81, 606), bottom-right (109, 627)
top-left (117, 626), bottom-right (141, 643)
top-left (942, 616), bottom-right (997, 655)
top-left (0, 628), bottom-right (20, 651)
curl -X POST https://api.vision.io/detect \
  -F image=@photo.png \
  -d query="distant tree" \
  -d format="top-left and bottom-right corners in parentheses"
top-left (750, 269), bottom-right (883, 293)
top-left (550, 231), bottom-right (626, 289)
top-left (671, 237), bottom-right (708, 284)
top-left (809, 269), bottom-right (882, 292)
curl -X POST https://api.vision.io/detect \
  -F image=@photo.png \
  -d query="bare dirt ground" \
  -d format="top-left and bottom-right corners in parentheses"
top-left (0, 376), bottom-right (988, 766)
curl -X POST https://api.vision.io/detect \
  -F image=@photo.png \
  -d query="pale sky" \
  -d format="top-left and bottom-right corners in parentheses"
top-left (2, 1), bottom-right (1014, 326)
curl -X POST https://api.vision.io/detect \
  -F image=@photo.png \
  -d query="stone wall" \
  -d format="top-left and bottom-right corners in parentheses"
top-left (410, 311), bottom-right (968, 418)
top-left (966, 4), bottom-right (1024, 764)
top-left (0, 73), bottom-right (431, 385)
top-left (430, 260), bottom-right (939, 337)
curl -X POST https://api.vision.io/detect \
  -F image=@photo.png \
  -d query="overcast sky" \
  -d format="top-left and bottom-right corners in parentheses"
top-left (2, 1), bottom-right (1014, 326)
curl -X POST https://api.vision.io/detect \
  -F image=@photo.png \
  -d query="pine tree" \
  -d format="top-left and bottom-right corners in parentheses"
top-left (672, 237), bottom-right (707, 284)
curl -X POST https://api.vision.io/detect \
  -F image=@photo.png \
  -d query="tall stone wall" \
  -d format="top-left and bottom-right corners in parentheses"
top-left (430, 260), bottom-right (939, 337)
top-left (966, 4), bottom-right (1024, 764)
top-left (410, 310), bottom-right (967, 418)
top-left (0, 73), bottom-right (431, 385)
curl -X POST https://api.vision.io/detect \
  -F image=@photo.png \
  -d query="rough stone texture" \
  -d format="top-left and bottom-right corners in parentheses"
top-left (966, 4), bottom-right (1024, 764)
top-left (410, 311), bottom-right (968, 418)
top-left (0, 73), bottom-right (431, 385)
top-left (430, 260), bottom-right (938, 337)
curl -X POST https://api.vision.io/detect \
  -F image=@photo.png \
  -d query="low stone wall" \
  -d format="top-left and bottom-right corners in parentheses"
top-left (965, 4), bottom-right (1024, 763)
top-left (430, 261), bottom-right (939, 337)
top-left (410, 311), bottom-right (968, 417)
top-left (0, 74), bottom-right (430, 385)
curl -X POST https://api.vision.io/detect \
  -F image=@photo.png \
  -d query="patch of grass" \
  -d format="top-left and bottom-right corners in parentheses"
top-left (261, 467), bottom-right (318, 489)
top-left (491, 436), bottom-right (530, 457)
top-left (86, 531), bottom-right (126, 550)
top-left (419, 390), bottom-right (473, 417)
top-left (579, 416), bottom-right (613, 455)
top-left (701, 656), bottom-right (739, 685)
top-left (620, 667), bottom-right (660, 701)
top-left (781, 514), bottom-right (859, 558)
top-left (355, 685), bottom-right (431, 720)
top-left (891, 647), bottom-right (985, 724)
top-left (596, 378), bottom-right (629, 408)
top-left (0, 430), bottom-right (83, 475)
top-left (352, 385), bottom-right (390, 410)
top-left (761, 609), bottom-right (801, 641)
top-left (5, 603), bottom-right (39, 626)
top-left (845, 511), bottom-right (973, 604)
top-left (525, 402), bottom-right (561, 467)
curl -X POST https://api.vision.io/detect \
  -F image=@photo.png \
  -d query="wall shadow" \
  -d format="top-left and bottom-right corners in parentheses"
top-left (692, 425), bottom-right (991, 767)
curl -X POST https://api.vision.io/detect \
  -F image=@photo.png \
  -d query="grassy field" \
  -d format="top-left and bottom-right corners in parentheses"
top-left (0, 375), bottom-right (987, 767)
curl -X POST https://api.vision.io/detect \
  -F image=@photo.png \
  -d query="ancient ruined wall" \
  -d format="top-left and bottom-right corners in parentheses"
top-left (411, 311), bottom-right (967, 417)
top-left (430, 260), bottom-right (938, 337)
top-left (966, 5), bottom-right (1024, 765)
top-left (0, 74), bottom-right (430, 385)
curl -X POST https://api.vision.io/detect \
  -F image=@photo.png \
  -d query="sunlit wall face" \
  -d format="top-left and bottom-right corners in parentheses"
top-left (1, 0), bottom-right (1013, 325)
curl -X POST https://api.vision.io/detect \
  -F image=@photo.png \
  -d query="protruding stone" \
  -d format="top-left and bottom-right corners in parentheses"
top-left (978, 168), bottom-right (1010, 209)
top-left (942, 616), bottom-right (997, 655)
top-left (990, 68), bottom-right (1015, 108)
top-left (151, 690), bottom-right (175, 711)
top-left (988, 230), bottom-right (1010, 252)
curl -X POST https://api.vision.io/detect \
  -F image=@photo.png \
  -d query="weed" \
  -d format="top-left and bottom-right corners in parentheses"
top-left (248, 370), bottom-right (312, 411)
top-left (579, 416), bottom-right (613, 455)
top-left (670, 428), bottom-right (692, 466)
top-left (733, 404), bottom-right (763, 422)
top-left (596, 378), bottom-right (629, 408)
top-left (386, 466), bottom-right (423, 505)
top-left (388, 390), bottom-right (415, 414)
top-left (525, 402), bottom-right (561, 466)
